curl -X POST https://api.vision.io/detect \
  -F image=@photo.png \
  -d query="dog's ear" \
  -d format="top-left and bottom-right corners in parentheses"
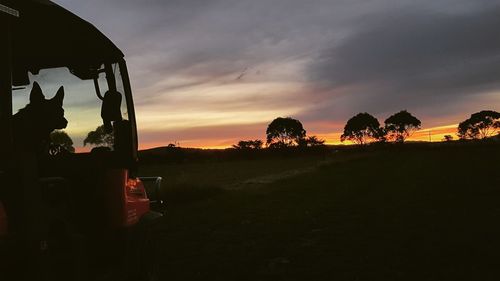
top-left (52, 86), bottom-right (64, 106)
top-left (30, 81), bottom-right (45, 104)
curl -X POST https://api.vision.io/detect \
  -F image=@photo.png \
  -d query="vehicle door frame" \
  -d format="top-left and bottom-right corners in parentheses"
top-left (0, 2), bottom-right (18, 171)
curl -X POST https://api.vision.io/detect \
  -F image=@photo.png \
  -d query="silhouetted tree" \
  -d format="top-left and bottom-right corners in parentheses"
top-left (84, 125), bottom-right (114, 147)
top-left (457, 110), bottom-right (500, 140)
top-left (266, 117), bottom-right (306, 148)
top-left (233, 139), bottom-right (263, 150)
top-left (384, 110), bottom-right (421, 143)
top-left (443, 135), bottom-right (453, 142)
top-left (298, 136), bottom-right (326, 147)
top-left (49, 130), bottom-right (75, 153)
top-left (341, 113), bottom-right (384, 145)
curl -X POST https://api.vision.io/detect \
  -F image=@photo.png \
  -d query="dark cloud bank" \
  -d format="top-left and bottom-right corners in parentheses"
top-left (307, 3), bottom-right (500, 123)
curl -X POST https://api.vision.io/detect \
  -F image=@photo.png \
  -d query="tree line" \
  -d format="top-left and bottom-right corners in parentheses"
top-left (341, 109), bottom-right (500, 144)
top-left (233, 117), bottom-right (325, 150)
top-left (340, 110), bottom-right (421, 144)
top-left (46, 109), bottom-right (499, 152)
top-left (233, 109), bottom-right (499, 149)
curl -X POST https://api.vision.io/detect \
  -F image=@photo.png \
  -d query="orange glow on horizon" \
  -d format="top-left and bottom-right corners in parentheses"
top-left (72, 123), bottom-right (461, 152)
top-left (134, 123), bottom-right (461, 150)
top-left (407, 124), bottom-right (458, 142)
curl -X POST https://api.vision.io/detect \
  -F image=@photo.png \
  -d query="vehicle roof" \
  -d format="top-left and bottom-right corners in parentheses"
top-left (4, 0), bottom-right (123, 83)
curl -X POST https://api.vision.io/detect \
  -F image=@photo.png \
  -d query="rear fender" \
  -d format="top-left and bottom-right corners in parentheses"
top-left (105, 169), bottom-right (150, 228)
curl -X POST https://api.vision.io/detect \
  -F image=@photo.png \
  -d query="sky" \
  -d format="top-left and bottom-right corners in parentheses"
top-left (48, 0), bottom-right (500, 149)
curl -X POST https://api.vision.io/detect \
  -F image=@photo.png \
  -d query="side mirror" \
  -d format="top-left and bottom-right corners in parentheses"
top-left (95, 64), bottom-right (123, 133)
top-left (101, 90), bottom-right (123, 133)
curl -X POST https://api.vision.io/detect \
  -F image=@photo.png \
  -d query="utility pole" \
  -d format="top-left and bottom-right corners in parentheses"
top-left (428, 130), bottom-right (432, 142)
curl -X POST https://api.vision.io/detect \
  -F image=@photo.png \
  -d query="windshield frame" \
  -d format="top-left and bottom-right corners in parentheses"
top-left (118, 58), bottom-right (139, 166)
top-left (0, 10), bottom-right (15, 170)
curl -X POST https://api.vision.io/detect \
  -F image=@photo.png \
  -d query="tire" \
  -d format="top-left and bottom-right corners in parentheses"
top-left (125, 211), bottom-right (163, 281)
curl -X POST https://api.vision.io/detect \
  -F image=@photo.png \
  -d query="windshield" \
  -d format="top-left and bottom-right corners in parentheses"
top-left (12, 64), bottom-right (128, 153)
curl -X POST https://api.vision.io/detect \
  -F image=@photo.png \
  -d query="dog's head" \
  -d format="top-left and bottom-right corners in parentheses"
top-left (28, 81), bottom-right (68, 131)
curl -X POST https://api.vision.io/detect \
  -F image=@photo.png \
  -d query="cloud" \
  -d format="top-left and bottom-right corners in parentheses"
top-left (51, 0), bottom-right (500, 147)
top-left (308, 3), bottom-right (500, 123)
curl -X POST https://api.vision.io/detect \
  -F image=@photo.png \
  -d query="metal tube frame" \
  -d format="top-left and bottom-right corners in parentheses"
top-left (0, 7), bottom-right (15, 171)
top-left (118, 58), bottom-right (139, 174)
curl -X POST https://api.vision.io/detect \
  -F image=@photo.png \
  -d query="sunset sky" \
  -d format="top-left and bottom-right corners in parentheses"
top-left (44, 0), bottom-right (500, 149)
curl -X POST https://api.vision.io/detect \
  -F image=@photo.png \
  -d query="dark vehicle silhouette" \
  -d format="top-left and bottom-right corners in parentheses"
top-left (0, 1), bottom-right (163, 280)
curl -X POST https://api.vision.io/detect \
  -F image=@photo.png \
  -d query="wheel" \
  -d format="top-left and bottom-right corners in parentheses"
top-left (125, 211), bottom-right (163, 281)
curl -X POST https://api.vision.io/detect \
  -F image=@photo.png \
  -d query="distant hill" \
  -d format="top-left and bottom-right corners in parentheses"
top-left (138, 138), bottom-right (499, 165)
top-left (138, 145), bottom-right (335, 164)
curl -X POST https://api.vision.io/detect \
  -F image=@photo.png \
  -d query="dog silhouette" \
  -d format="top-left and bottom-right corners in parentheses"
top-left (13, 81), bottom-right (68, 155)
top-left (0, 82), bottom-right (68, 241)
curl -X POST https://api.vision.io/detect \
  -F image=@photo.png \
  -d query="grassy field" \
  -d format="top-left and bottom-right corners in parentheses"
top-left (139, 153), bottom-right (337, 203)
top-left (140, 144), bottom-right (500, 281)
